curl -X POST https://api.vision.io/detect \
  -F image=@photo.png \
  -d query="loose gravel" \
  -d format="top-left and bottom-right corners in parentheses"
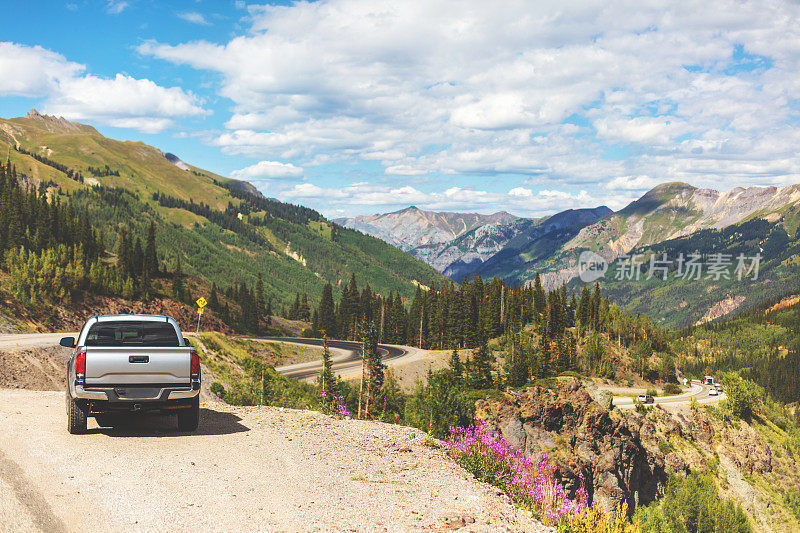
top-left (0, 389), bottom-right (546, 532)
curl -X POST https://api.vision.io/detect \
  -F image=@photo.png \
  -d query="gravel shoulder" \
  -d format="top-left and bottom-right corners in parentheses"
top-left (0, 389), bottom-right (545, 532)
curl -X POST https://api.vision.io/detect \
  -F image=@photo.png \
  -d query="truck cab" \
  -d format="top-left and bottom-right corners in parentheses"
top-left (62, 314), bottom-right (200, 434)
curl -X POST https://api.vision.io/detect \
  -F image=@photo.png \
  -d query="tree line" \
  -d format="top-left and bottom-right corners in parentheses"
top-left (310, 273), bottom-right (667, 351)
top-left (14, 145), bottom-right (84, 183)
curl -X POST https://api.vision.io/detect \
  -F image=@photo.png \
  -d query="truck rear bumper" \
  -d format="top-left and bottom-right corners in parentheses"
top-left (71, 380), bottom-right (200, 403)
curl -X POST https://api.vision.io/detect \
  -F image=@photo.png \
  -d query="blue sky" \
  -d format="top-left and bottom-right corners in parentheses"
top-left (1, 0), bottom-right (799, 218)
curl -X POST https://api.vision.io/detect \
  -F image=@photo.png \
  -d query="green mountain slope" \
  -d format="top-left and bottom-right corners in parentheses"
top-left (0, 110), bottom-right (446, 310)
top-left (574, 214), bottom-right (800, 328)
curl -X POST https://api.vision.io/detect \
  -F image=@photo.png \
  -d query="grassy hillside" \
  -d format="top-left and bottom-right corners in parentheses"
top-left (0, 111), bottom-right (446, 312)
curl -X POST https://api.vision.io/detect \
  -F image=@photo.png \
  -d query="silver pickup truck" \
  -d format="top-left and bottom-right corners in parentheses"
top-left (62, 314), bottom-right (200, 434)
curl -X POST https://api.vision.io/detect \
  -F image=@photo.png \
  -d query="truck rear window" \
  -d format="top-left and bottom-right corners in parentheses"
top-left (85, 321), bottom-right (180, 347)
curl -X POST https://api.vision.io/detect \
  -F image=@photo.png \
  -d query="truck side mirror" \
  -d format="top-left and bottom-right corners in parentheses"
top-left (59, 337), bottom-right (76, 348)
top-left (183, 337), bottom-right (191, 347)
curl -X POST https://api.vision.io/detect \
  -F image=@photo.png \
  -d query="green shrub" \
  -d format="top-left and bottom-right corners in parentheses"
top-left (634, 471), bottom-right (751, 533)
top-left (658, 440), bottom-right (675, 454)
top-left (663, 383), bottom-right (682, 395)
top-left (722, 373), bottom-right (760, 420)
top-left (783, 489), bottom-right (800, 522)
top-left (209, 381), bottom-right (225, 398)
top-left (646, 388), bottom-right (658, 397)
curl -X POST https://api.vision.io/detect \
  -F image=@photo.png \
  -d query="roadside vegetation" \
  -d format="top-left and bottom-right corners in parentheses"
top-left (634, 470), bottom-right (751, 532)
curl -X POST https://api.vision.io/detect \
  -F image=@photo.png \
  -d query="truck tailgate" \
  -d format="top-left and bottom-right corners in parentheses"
top-left (84, 347), bottom-right (194, 385)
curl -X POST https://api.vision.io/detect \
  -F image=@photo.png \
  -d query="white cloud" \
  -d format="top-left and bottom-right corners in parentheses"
top-left (606, 176), bottom-right (664, 191)
top-left (178, 12), bottom-right (211, 25)
top-left (594, 117), bottom-right (690, 146)
top-left (0, 42), bottom-right (82, 97)
top-left (385, 164), bottom-right (428, 176)
top-left (105, 0), bottom-right (129, 14)
top-left (47, 74), bottom-right (205, 129)
top-left (508, 187), bottom-right (533, 198)
top-left (0, 42), bottom-right (205, 133)
top-left (230, 160), bottom-right (303, 180)
top-left (279, 181), bottom-right (623, 217)
top-left (137, 0), bottom-right (800, 192)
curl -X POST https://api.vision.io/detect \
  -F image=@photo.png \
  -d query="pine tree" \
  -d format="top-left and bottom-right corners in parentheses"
top-left (448, 345), bottom-right (463, 383)
top-left (533, 273), bottom-right (546, 322)
top-left (577, 284), bottom-right (591, 335)
top-left (172, 257), bottom-right (184, 301)
top-left (144, 221), bottom-right (158, 275)
top-left (209, 283), bottom-right (220, 310)
top-left (360, 323), bottom-right (384, 417)
top-left (539, 335), bottom-right (551, 377)
top-left (116, 228), bottom-right (130, 278)
top-left (317, 335), bottom-right (335, 396)
top-left (300, 293), bottom-right (311, 322)
top-left (505, 334), bottom-right (528, 387)
top-left (132, 237), bottom-right (144, 280)
top-left (318, 283), bottom-right (337, 337)
top-left (340, 274), bottom-right (360, 340)
top-left (469, 339), bottom-right (495, 389)
top-left (290, 293), bottom-right (301, 320)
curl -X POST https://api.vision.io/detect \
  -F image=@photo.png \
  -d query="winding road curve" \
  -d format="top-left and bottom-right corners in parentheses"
top-left (612, 380), bottom-right (725, 409)
top-left (250, 337), bottom-right (412, 380)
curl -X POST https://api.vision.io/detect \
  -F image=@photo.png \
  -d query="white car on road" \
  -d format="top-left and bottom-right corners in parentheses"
top-left (708, 388), bottom-right (718, 396)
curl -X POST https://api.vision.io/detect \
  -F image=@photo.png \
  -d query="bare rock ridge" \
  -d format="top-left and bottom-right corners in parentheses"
top-left (336, 206), bottom-right (519, 252)
top-left (475, 379), bottom-right (666, 513)
top-left (25, 109), bottom-right (83, 133)
top-left (566, 181), bottom-right (800, 261)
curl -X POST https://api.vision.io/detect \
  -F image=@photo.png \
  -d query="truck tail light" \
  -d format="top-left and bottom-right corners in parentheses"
top-left (190, 348), bottom-right (200, 380)
top-left (75, 348), bottom-right (86, 382)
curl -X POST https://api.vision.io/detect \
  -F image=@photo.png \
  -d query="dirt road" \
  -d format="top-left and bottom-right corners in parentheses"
top-left (0, 389), bottom-right (542, 532)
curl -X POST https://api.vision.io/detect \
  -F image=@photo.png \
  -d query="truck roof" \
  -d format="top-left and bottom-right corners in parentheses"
top-left (93, 314), bottom-right (173, 322)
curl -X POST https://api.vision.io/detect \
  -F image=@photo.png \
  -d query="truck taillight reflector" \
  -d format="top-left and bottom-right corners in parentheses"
top-left (190, 349), bottom-right (200, 379)
top-left (75, 349), bottom-right (86, 381)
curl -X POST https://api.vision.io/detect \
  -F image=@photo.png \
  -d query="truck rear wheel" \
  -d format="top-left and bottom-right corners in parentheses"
top-left (66, 391), bottom-right (87, 434)
top-left (177, 397), bottom-right (199, 432)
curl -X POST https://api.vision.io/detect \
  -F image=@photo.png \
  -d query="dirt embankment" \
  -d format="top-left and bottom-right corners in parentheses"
top-left (0, 345), bottom-right (68, 390)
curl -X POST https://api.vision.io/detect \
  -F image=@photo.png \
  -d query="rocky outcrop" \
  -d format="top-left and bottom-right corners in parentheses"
top-left (721, 424), bottom-right (773, 476)
top-left (475, 379), bottom-right (666, 513)
top-left (25, 109), bottom-right (83, 133)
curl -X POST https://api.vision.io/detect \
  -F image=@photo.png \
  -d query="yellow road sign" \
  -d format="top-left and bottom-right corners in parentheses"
top-left (197, 308), bottom-right (204, 315)
top-left (196, 297), bottom-right (207, 308)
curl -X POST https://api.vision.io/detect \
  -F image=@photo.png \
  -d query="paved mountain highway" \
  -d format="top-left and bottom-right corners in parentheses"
top-left (613, 380), bottom-right (725, 410)
top-left (244, 337), bottom-right (412, 380)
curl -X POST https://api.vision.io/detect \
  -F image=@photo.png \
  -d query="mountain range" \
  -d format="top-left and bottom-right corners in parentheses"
top-left (0, 110), bottom-right (446, 311)
top-left (3, 109), bottom-right (798, 328)
top-left (340, 182), bottom-right (800, 326)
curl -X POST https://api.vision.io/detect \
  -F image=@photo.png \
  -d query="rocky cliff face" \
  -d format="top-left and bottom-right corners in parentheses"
top-left (475, 379), bottom-right (666, 513)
